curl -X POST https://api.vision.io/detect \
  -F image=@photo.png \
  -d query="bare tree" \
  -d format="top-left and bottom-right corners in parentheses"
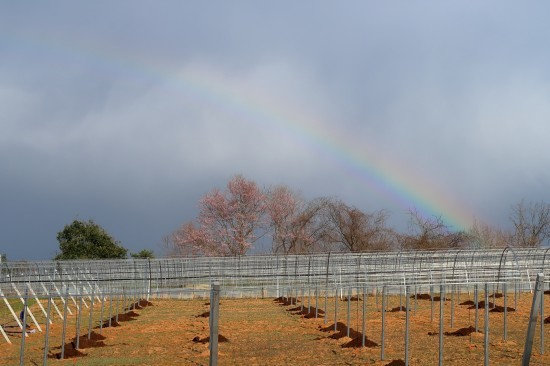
top-left (468, 219), bottom-right (512, 249)
top-left (401, 209), bottom-right (449, 249)
top-left (510, 200), bottom-right (550, 247)
top-left (326, 200), bottom-right (391, 252)
top-left (264, 187), bottom-right (331, 254)
top-left (401, 208), bottom-right (472, 249)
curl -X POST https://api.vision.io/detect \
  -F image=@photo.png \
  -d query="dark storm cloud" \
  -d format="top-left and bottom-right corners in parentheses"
top-left (1, 1), bottom-right (550, 259)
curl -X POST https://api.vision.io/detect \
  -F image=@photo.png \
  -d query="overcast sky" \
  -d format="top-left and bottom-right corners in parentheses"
top-left (2, 1), bottom-right (549, 260)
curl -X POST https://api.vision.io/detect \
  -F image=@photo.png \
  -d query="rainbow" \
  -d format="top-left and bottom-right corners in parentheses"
top-left (7, 32), bottom-right (474, 230)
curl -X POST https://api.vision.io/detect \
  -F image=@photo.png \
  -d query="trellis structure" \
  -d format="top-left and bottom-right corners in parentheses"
top-left (1, 247), bottom-right (549, 299)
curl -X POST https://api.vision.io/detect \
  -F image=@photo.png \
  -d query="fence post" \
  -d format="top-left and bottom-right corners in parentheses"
top-left (209, 282), bottom-right (220, 366)
top-left (484, 283), bottom-right (489, 366)
top-left (20, 289), bottom-right (28, 366)
top-left (405, 285), bottom-right (410, 366)
top-left (43, 294), bottom-right (52, 365)
top-left (522, 273), bottom-right (544, 366)
top-left (439, 285), bottom-right (444, 366)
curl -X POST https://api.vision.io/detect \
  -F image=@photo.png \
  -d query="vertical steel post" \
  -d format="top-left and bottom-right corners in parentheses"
top-left (76, 286), bottom-right (83, 349)
top-left (503, 283), bottom-right (507, 341)
top-left (430, 285), bottom-right (434, 322)
top-left (43, 294), bottom-right (52, 365)
top-left (405, 286), bottom-right (410, 366)
top-left (209, 283), bottom-right (220, 366)
top-left (99, 292), bottom-right (105, 334)
top-left (439, 285), bottom-right (444, 366)
top-left (475, 284), bottom-right (479, 332)
top-left (61, 287), bottom-right (69, 360)
top-left (346, 287), bottom-right (351, 338)
top-left (362, 285), bottom-right (366, 348)
top-left (20, 289), bottom-right (29, 366)
top-left (381, 285), bottom-right (386, 361)
top-left (88, 286), bottom-right (95, 340)
top-left (541, 281), bottom-right (545, 355)
top-left (334, 288), bottom-right (338, 331)
top-left (484, 283), bottom-right (489, 366)
top-left (451, 284), bottom-right (455, 328)
top-left (315, 286), bottom-right (318, 318)
top-left (522, 273), bottom-right (543, 366)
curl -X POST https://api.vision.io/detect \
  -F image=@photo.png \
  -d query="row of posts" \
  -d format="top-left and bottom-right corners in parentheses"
top-left (273, 275), bottom-right (546, 366)
top-left (6, 283), bottom-right (148, 366)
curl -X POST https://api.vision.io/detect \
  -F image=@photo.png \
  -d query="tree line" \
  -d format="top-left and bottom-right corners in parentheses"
top-left (167, 175), bottom-right (550, 256)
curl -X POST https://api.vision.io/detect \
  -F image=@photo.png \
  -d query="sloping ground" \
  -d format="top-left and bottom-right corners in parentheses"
top-left (1, 293), bottom-right (550, 365)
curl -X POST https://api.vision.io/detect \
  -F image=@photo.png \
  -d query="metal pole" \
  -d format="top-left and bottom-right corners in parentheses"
top-left (20, 289), bottom-right (29, 366)
top-left (324, 286), bottom-right (328, 324)
top-left (405, 286), bottom-right (410, 366)
top-left (88, 286), bottom-right (95, 340)
top-left (362, 285), bottom-right (366, 348)
top-left (484, 283), bottom-right (489, 366)
top-left (503, 283), bottom-right (507, 341)
top-left (75, 286), bottom-right (83, 349)
top-left (209, 283), bottom-right (220, 366)
top-left (334, 287), bottom-right (338, 332)
top-left (451, 284), bottom-right (455, 328)
top-left (61, 286), bottom-right (69, 360)
top-left (381, 285), bottom-right (386, 361)
top-left (522, 273), bottom-right (544, 366)
top-left (346, 287), bottom-right (351, 338)
top-left (475, 284), bottom-right (479, 332)
top-left (541, 281), bottom-right (545, 355)
top-left (43, 294), bottom-right (52, 366)
top-left (439, 285), bottom-right (444, 366)
top-left (430, 285), bottom-right (434, 322)
top-left (99, 292), bottom-right (105, 334)
top-left (315, 286), bottom-right (318, 318)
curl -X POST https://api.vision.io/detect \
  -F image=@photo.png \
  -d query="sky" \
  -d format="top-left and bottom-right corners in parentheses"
top-left (1, 1), bottom-right (550, 260)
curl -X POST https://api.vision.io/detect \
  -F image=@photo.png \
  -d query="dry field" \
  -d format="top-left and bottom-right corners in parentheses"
top-left (2, 291), bottom-right (550, 365)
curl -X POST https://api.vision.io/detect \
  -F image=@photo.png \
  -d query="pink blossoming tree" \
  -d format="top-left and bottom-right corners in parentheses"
top-left (172, 175), bottom-right (266, 256)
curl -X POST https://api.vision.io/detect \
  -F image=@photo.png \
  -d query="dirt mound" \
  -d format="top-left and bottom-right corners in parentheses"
top-left (388, 306), bottom-right (410, 312)
top-left (192, 334), bottom-right (229, 343)
top-left (116, 312), bottom-right (139, 322)
top-left (138, 300), bottom-right (154, 307)
top-left (341, 296), bottom-right (362, 302)
top-left (288, 306), bottom-right (325, 318)
top-left (99, 318), bottom-right (121, 328)
top-left (274, 297), bottom-right (299, 306)
top-left (411, 293), bottom-right (432, 300)
top-left (432, 296), bottom-right (450, 302)
top-left (444, 326), bottom-right (478, 337)
top-left (53, 344), bottom-right (86, 359)
top-left (459, 300), bottom-right (475, 306)
top-left (490, 305), bottom-right (515, 313)
top-left (302, 308), bottom-right (325, 319)
top-left (319, 322), bottom-right (362, 340)
top-left (341, 336), bottom-right (378, 348)
top-left (386, 359), bottom-right (406, 366)
top-left (468, 301), bottom-right (495, 309)
top-left (72, 331), bottom-right (107, 349)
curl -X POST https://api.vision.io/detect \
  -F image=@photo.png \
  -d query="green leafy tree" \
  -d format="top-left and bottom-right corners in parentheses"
top-left (130, 249), bottom-right (155, 259)
top-left (55, 219), bottom-right (127, 260)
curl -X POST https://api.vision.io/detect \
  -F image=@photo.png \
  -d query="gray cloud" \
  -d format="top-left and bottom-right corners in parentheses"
top-left (2, 1), bottom-right (550, 259)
